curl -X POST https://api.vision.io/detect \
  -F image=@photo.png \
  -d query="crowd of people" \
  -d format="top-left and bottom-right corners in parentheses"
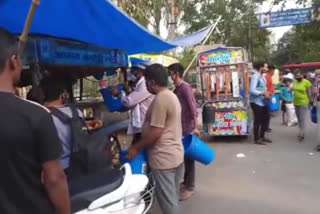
top-left (250, 61), bottom-right (320, 152)
top-left (2, 24), bottom-right (320, 214)
top-left (0, 28), bottom-right (200, 214)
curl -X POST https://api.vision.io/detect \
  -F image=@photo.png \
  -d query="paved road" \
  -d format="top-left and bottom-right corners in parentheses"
top-left (152, 114), bottom-right (320, 214)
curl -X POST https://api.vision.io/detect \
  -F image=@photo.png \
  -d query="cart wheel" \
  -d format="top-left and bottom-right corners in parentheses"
top-left (109, 135), bottom-right (122, 169)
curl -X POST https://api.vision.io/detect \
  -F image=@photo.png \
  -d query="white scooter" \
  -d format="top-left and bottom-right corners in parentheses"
top-left (69, 164), bottom-right (154, 214)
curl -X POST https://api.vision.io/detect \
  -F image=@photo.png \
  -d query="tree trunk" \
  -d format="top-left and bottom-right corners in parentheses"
top-left (167, 0), bottom-right (178, 40)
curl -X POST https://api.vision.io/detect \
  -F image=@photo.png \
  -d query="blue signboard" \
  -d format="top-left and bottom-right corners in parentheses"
top-left (22, 38), bottom-right (128, 68)
top-left (259, 8), bottom-right (312, 28)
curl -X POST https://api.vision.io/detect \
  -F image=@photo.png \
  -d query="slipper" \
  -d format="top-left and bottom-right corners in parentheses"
top-left (254, 140), bottom-right (267, 145)
top-left (298, 135), bottom-right (305, 142)
top-left (314, 145), bottom-right (320, 152)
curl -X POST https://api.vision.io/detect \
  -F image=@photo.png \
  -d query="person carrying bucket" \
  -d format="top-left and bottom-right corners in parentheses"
top-left (168, 63), bottom-right (199, 201)
top-left (265, 65), bottom-right (276, 133)
top-left (126, 64), bottom-right (184, 214)
top-left (111, 60), bottom-right (154, 144)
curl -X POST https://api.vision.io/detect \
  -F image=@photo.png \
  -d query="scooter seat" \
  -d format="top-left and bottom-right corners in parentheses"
top-left (69, 168), bottom-right (124, 213)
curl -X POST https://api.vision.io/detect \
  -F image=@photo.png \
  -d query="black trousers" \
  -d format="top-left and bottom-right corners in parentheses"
top-left (266, 104), bottom-right (271, 129)
top-left (251, 103), bottom-right (269, 141)
top-left (183, 157), bottom-right (195, 190)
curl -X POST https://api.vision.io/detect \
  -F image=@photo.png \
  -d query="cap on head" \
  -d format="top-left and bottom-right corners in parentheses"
top-left (130, 58), bottom-right (151, 70)
top-left (284, 73), bottom-right (294, 80)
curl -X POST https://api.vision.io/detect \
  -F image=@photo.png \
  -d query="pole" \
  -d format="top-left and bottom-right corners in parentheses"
top-left (182, 15), bottom-right (222, 78)
top-left (79, 78), bottom-right (83, 101)
top-left (199, 68), bottom-right (205, 104)
top-left (248, 0), bottom-right (252, 61)
top-left (19, 0), bottom-right (41, 55)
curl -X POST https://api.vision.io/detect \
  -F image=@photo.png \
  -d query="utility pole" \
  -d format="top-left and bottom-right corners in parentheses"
top-left (248, 0), bottom-right (252, 61)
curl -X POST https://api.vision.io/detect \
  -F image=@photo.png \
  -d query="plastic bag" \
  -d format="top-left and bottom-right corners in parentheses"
top-left (268, 94), bottom-right (280, 112)
top-left (286, 103), bottom-right (298, 127)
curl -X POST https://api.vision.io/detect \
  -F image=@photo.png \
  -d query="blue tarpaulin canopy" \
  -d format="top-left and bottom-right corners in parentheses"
top-left (0, 0), bottom-right (176, 54)
top-left (169, 26), bottom-right (213, 47)
top-left (0, 0), bottom-right (214, 55)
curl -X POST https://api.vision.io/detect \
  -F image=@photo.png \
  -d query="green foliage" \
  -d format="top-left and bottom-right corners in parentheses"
top-left (179, 49), bottom-right (196, 69)
top-left (112, 0), bottom-right (150, 28)
top-left (272, 21), bottom-right (320, 65)
top-left (272, 0), bottom-right (319, 8)
top-left (181, 0), bottom-right (271, 62)
top-left (111, 0), bottom-right (186, 36)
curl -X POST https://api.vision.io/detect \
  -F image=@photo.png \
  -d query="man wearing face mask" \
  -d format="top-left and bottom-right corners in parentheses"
top-left (126, 64), bottom-right (184, 214)
top-left (168, 63), bottom-right (199, 201)
top-left (41, 76), bottom-right (85, 170)
top-left (111, 63), bottom-right (154, 144)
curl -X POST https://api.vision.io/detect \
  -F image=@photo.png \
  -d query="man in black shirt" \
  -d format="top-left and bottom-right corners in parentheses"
top-left (0, 28), bottom-right (70, 214)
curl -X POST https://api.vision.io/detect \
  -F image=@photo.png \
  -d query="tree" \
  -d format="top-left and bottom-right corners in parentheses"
top-left (272, 0), bottom-right (319, 8)
top-left (272, 21), bottom-right (320, 65)
top-left (112, 0), bottom-right (150, 28)
top-left (181, 0), bottom-right (272, 62)
top-left (112, 0), bottom-right (187, 38)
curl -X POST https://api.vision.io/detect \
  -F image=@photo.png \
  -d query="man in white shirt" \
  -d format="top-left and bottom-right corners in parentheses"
top-left (112, 63), bottom-right (154, 144)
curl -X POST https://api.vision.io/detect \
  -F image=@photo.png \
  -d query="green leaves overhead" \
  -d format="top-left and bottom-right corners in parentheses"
top-left (181, 0), bottom-right (271, 62)
top-left (272, 21), bottom-right (320, 65)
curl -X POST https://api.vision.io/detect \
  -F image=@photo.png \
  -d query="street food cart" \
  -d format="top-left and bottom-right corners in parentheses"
top-left (197, 47), bottom-right (251, 136)
top-left (20, 37), bottom-right (130, 167)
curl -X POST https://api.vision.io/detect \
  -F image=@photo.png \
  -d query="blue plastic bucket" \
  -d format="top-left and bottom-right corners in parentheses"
top-left (120, 150), bottom-right (147, 174)
top-left (183, 134), bottom-right (215, 165)
top-left (100, 85), bottom-right (126, 112)
top-left (268, 94), bottom-right (280, 112)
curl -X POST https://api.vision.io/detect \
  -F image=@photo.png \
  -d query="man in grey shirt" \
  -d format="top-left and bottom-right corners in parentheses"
top-left (41, 76), bottom-right (83, 169)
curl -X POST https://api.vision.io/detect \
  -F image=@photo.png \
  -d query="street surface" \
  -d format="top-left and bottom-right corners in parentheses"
top-left (153, 114), bottom-right (320, 214)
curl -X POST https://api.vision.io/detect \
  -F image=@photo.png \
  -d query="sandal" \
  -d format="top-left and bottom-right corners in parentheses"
top-left (254, 140), bottom-right (267, 145)
top-left (298, 135), bottom-right (305, 142)
top-left (314, 145), bottom-right (320, 152)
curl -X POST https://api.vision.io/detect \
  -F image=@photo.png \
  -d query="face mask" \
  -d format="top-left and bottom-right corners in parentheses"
top-left (128, 73), bottom-right (137, 82)
top-left (168, 76), bottom-right (174, 85)
top-left (296, 78), bottom-right (302, 82)
top-left (60, 92), bottom-right (68, 104)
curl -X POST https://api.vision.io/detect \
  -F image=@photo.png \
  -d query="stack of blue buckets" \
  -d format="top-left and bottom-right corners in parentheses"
top-left (121, 134), bottom-right (215, 174)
